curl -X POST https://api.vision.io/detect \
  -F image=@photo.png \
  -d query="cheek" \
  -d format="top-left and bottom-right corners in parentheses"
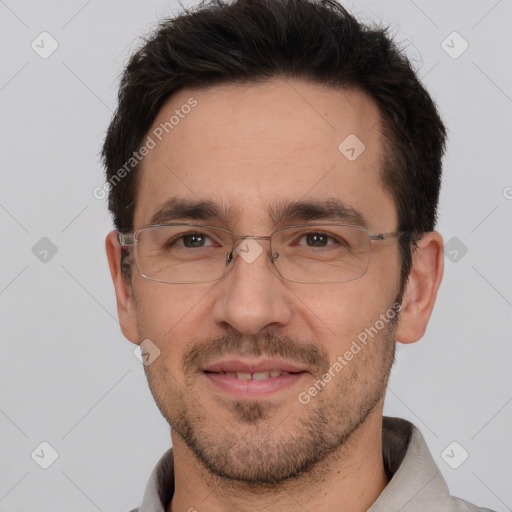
top-left (135, 279), bottom-right (214, 328)
top-left (132, 282), bottom-right (216, 370)
top-left (133, 278), bottom-right (264, 378)
top-left (291, 267), bottom-right (399, 352)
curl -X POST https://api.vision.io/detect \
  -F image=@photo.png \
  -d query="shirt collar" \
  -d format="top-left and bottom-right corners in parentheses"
top-left (137, 417), bottom-right (450, 512)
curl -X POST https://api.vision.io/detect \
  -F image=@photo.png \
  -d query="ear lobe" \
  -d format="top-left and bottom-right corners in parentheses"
top-left (105, 230), bottom-right (140, 344)
top-left (395, 231), bottom-right (444, 344)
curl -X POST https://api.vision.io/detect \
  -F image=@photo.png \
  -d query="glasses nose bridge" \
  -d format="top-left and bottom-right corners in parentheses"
top-left (230, 233), bottom-right (274, 254)
top-left (227, 234), bottom-right (278, 267)
top-left (233, 231), bottom-right (272, 238)
top-left (232, 233), bottom-right (272, 245)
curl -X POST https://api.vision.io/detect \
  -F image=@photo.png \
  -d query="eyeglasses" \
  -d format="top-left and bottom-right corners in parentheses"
top-left (118, 223), bottom-right (404, 284)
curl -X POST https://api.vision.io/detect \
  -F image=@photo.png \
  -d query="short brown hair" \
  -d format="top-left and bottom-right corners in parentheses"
top-left (102, 0), bottom-right (447, 288)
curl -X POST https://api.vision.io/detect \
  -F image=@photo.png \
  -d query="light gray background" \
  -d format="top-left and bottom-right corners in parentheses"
top-left (0, 0), bottom-right (511, 510)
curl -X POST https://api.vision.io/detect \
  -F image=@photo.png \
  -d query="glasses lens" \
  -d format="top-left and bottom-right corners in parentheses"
top-left (135, 225), bottom-right (231, 283)
top-left (272, 225), bottom-right (371, 283)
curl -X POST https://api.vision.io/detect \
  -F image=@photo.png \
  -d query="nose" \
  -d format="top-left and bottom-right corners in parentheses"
top-left (212, 237), bottom-right (293, 335)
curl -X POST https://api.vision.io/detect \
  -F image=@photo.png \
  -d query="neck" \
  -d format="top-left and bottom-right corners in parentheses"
top-left (169, 411), bottom-right (388, 512)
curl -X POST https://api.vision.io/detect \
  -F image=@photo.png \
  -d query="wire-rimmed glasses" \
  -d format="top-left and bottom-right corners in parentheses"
top-left (118, 223), bottom-right (404, 284)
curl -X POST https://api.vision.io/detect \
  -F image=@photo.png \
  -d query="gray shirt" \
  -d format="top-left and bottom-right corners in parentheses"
top-left (131, 417), bottom-right (495, 512)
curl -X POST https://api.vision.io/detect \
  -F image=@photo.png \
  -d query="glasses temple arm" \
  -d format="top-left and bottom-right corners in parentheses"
top-left (369, 231), bottom-right (406, 241)
top-left (118, 232), bottom-right (135, 245)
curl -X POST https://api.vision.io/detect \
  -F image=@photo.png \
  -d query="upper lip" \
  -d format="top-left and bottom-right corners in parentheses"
top-left (202, 358), bottom-right (308, 374)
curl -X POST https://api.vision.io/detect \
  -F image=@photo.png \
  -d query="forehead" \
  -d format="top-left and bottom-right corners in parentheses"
top-left (134, 79), bottom-right (396, 231)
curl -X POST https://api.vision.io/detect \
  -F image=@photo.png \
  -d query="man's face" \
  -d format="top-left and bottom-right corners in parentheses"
top-left (126, 80), bottom-right (402, 483)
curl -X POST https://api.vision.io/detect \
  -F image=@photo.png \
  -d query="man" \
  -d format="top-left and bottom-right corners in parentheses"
top-left (102, 0), bottom-right (495, 510)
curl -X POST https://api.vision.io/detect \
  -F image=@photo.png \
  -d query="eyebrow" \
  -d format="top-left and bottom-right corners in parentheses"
top-left (148, 197), bottom-right (368, 229)
top-left (149, 198), bottom-right (232, 225)
top-left (267, 198), bottom-right (368, 228)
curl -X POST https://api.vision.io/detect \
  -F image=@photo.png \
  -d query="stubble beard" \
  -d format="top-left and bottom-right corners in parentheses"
top-left (144, 310), bottom-right (398, 487)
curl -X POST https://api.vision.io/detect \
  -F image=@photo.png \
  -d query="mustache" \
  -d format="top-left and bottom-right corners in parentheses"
top-left (182, 331), bottom-right (330, 375)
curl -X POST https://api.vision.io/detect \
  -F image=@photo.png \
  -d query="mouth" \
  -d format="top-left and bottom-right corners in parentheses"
top-left (201, 358), bottom-right (309, 398)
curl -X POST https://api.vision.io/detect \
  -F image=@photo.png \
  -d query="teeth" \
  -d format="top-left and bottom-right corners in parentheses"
top-left (252, 372), bottom-right (269, 380)
top-left (228, 371), bottom-right (290, 380)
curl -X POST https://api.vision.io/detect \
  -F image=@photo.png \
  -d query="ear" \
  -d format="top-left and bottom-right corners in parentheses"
top-left (105, 230), bottom-right (140, 345)
top-left (395, 231), bottom-right (444, 344)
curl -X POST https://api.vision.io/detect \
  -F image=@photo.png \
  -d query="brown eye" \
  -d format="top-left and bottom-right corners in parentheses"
top-left (305, 233), bottom-right (329, 247)
top-left (182, 233), bottom-right (207, 247)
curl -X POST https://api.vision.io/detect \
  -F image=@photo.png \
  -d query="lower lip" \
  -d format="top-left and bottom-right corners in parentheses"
top-left (203, 372), bottom-right (307, 398)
